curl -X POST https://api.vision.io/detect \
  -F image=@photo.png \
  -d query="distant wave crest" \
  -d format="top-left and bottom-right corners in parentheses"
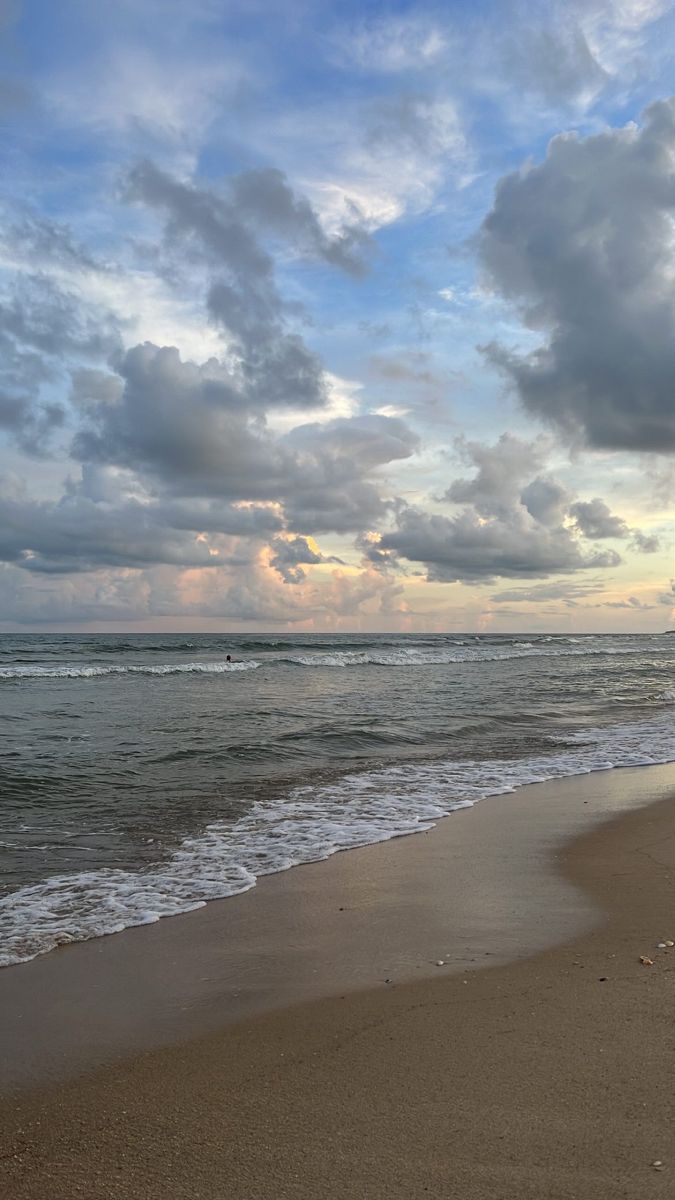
top-left (0, 660), bottom-right (260, 680)
top-left (285, 645), bottom-right (649, 668)
top-left (0, 639), bottom-right (663, 680)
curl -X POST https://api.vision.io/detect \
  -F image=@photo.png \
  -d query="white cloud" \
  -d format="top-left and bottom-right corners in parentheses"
top-left (45, 47), bottom-right (248, 165)
top-left (78, 268), bottom-right (225, 362)
top-left (251, 93), bottom-right (468, 232)
top-left (266, 371), bottom-right (362, 435)
top-left (330, 15), bottom-right (448, 73)
top-left (0, 240), bottom-right (225, 364)
top-left (578, 0), bottom-right (674, 75)
top-left (373, 404), bottom-right (411, 419)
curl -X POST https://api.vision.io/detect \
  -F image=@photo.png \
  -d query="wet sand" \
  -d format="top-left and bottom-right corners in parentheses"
top-left (2, 763), bottom-right (675, 1197)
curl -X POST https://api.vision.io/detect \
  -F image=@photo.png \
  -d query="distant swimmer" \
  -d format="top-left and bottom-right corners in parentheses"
top-left (226, 654), bottom-right (232, 662)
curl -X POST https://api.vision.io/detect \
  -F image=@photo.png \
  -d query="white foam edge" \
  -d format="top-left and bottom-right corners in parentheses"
top-left (1, 712), bottom-right (675, 968)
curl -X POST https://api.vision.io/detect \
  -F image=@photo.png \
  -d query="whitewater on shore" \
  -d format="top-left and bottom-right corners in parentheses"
top-left (2, 630), bottom-right (674, 966)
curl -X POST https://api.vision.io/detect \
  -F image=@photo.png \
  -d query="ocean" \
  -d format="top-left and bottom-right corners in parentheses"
top-left (1, 630), bottom-right (674, 968)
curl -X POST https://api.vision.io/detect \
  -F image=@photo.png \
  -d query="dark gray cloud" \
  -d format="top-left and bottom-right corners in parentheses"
top-left (72, 342), bottom-right (418, 533)
top-left (600, 596), bottom-right (654, 610)
top-left (269, 535), bottom-right (324, 583)
top-left (569, 499), bottom-right (660, 551)
top-left (70, 368), bottom-right (124, 410)
top-left (520, 476), bottom-right (570, 527)
top-left (126, 160), bottom-right (369, 277)
top-left (479, 97), bottom-right (675, 452)
top-left (124, 159), bottom-right (369, 414)
top-left (569, 498), bottom-right (629, 539)
top-left (380, 506), bottom-right (620, 583)
top-left (125, 160), bottom-right (272, 277)
top-left (0, 485), bottom-right (261, 574)
top-left (0, 274), bottom-right (122, 361)
top-left (446, 434), bottom-right (552, 518)
top-left (380, 434), bottom-right (625, 583)
top-left (0, 392), bottom-right (65, 456)
top-left (0, 149), bottom-right (415, 591)
top-left (0, 263), bottom-right (122, 453)
top-left (490, 579), bottom-right (607, 605)
top-left (269, 534), bottom-right (344, 583)
top-left (0, 332), bottom-right (66, 454)
top-left (73, 342), bottom-right (263, 483)
top-left (356, 529), bottom-right (398, 569)
top-left (217, 306), bottom-right (327, 412)
top-left (0, 316), bottom-right (419, 579)
top-left (4, 99), bottom-right (666, 626)
top-left (631, 529), bottom-right (661, 553)
top-left (156, 497), bottom-right (283, 538)
top-left (0, 391), bottom-right (29, 430)
top-left (0, 457), bottom-right (288, 577)
top-left (228, 167), bottom-right (370, 276)
top-left (282, 413), bottom-right (418, 532)
top-left (0, 210), bottom-right (117, 364)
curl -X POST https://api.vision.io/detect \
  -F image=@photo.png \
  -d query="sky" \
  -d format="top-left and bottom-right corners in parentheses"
top-left (1, 0), bottom-right (675, 633)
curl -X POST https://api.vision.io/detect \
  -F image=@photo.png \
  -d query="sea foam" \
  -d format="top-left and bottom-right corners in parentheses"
top-left (0, 660), bottom-right (260, 680)
top-left (2, 712), bottom-right (674, 968)
top-left (0, 639), bottom-right (663, 684)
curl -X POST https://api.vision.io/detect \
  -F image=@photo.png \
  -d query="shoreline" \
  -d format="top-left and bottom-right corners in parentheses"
top-left (6, 702), bottom-right (673, 975)
top-left (2, 763), bottom-right (675, 1196)
top-left (1, 761), bottom-right (675, 1094)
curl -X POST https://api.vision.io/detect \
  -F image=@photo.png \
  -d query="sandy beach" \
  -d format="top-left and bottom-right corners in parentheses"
top-left (5, 2), bottom-right (675, 1193)
top-left (2, 763), bottom-right (675, 1198)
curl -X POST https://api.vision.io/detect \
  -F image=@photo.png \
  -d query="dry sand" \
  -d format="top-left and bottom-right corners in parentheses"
top-left (2, 765), bottom-right (675, 1198)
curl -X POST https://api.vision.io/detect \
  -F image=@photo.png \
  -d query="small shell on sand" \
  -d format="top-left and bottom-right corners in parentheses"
top-left (435, 960), bottom-right (445, 966)
top-left (657, 943), bottom-right (667, 949)
top-left (639, 956), bottom-right (654, 966)
top-left (666, 940), bottom-right (674, 947)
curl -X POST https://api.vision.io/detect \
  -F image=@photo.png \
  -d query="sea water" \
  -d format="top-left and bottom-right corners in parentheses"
top-left (1, 631), bottom-right (674, 966)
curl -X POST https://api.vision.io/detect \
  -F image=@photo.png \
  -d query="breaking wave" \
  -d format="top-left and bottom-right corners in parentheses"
top-left (2, 642), bottom-right (663, 682)
top-left (0, 660), bottom-right (260, 680)
top-left (285, 645), bottom-right (650, 668)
